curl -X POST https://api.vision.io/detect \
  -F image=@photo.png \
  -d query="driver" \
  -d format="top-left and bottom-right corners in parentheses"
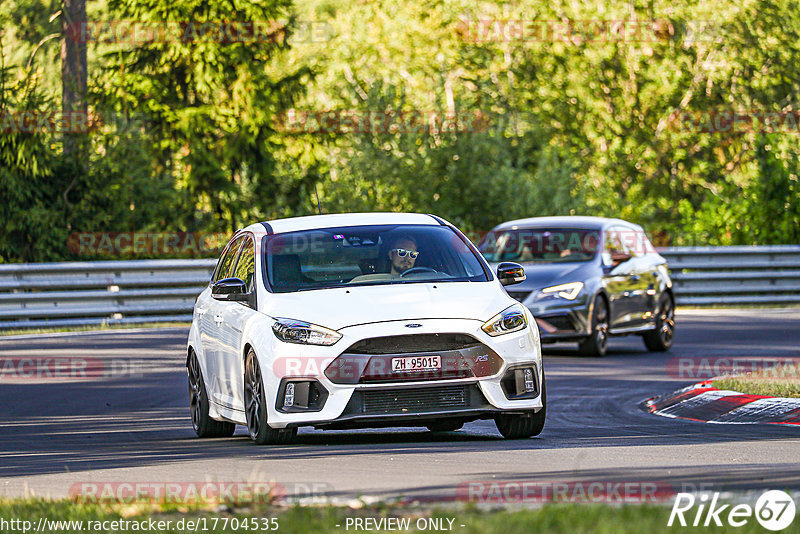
top-left (387, 235), bottom-right (419, 275)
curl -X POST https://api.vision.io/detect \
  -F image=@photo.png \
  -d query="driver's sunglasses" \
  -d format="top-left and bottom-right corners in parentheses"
top-left (391, 248), bottom-right (419, 259)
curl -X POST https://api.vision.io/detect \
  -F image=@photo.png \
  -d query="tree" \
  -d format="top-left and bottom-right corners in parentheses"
top-left (99, 0), bottom-right (316, 233)
top-left (61, 0), bottom-right (87, 158)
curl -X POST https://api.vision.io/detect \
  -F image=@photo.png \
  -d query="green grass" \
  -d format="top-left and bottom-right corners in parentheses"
top-left (0, 499), bottom-right (797, 534)
top-left (713, 362), bottom-right (800, 398)
top-left (713, 377), bottom-right (800, 398)
top-left (0, 322), bottom-right (190, 336)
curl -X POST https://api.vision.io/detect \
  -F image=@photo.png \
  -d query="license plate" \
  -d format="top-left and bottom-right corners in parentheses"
top-left (391, 356), bottom-right (441, 372)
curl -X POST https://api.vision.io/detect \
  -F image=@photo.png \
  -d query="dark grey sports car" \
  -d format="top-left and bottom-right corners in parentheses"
top-left (479, 216), bottom-right (674, 356)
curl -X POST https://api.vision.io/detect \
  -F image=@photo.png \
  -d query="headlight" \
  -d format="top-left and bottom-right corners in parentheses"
top-left (482, 304), bottom-right (529, 337)
top-left (540, 281), bottom-right (584, 300)
top-left (272, 318), bottom-right (342, 346)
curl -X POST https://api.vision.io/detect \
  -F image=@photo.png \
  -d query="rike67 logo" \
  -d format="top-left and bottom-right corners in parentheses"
top-left (669, 490), bottom-right (796, 531)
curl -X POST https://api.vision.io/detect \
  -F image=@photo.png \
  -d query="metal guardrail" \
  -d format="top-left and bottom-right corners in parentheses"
top-left (659, 245), bottom-right (800, 306)
top-left (0, 259), bottom-right (217, 329)
top-left (0, 246), bottom-right (798, 330)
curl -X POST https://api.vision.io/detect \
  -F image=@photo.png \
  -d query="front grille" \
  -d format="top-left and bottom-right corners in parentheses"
top-left (346, 334), bottom-right (480, 355)
top-left (325, 344), bottom-right (505, 384)
top-left (362, 385), bottom-right (469, 414)
top-left (541, 315), bottom-right (575, 332)
top-left (506, 291), bottom-right (531, 303)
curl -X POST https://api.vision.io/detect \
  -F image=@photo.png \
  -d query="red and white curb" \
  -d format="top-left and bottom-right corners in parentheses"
top-left (643, 382), bottom-right (800, 425)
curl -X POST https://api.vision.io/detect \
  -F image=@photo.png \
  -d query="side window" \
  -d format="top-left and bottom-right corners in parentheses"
top-left (232, 236), bottom-right (256, 292)
top-left (213, 236), bottom-right (245, 283)
top-left (620, 225), bottom-right (641, 257)
top-left (604, 226), bottom-right (642, 266)
top-left (640, 231), bottom-right (656, 255)
top-left (603, 228), bottom-right (624, 266)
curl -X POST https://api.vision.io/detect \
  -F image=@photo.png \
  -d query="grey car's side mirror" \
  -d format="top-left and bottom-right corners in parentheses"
top-left (497, 262), bottom-right (526, 286)
top-left (212, 277), bottom-right (249, 301)
top-left (611, 251), bottom-right (632, 264)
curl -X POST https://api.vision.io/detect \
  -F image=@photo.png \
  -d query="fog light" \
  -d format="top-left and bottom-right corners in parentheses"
top-left (500, 365), bottom-right (538, 400)
top-left (523, 368), bottom-right (535, 392)
top-left (277, 379), bottom-right (329, 413)
top-left (284, 383), bottom-right (295, 408)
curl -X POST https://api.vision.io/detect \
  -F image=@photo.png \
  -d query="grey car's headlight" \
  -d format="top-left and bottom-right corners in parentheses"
top-left (482, 304), bottom-right (529, 337)
top-left (272, 318), bottom-right (342, 345)
top-left (540, 281), bottom-right (584, 300)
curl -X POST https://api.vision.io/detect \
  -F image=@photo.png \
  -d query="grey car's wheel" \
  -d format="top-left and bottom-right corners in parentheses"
top-left (244, 349), bottom-right (297, 445)
top-left (187, 351), bottom-right (235, 438)
top-left (643, 293), bottom-right (675, 352)
top-left (494, 374), bottom-right (546, 439)
top-left (426, 420), bottom-right (464, 433)
top-left (579, 295), bottom-right (609, 357)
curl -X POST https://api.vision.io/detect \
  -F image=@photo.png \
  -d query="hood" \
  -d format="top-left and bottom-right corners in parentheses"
top-left (489, 261), bottom-right (591, 290)
top-left (260, 281), bottom-right (514, 330)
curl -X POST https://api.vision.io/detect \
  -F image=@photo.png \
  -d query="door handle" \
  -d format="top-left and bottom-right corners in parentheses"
top-left (196, 307), bottom-right (207, 317)
top-left (214, 314), bottom-right (223, 326)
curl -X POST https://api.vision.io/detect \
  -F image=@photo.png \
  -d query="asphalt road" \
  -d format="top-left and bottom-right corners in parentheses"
top-left (1, 309), bottom-right (799, 503)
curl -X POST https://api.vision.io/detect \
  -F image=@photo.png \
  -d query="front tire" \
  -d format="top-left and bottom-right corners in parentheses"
top-left (643, 293), bottom-right (675, 351)
top-left (494, 374), bottom-right (546, 439)
top-left (244, 349), bottom-right (297, 445)
top-left (578, 295), bottom-right (609, 357)
top-left (187, 351), bottom-right (236, 438)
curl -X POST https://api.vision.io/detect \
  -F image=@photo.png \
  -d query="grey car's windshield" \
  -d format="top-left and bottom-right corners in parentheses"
top-left (479, 228), bottom-right (600, 264)
top-left (263, 224), bottom-right (489, 293)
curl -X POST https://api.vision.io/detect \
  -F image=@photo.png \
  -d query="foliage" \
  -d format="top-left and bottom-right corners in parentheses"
top-left (97, 0), bottom-right (317, 232)
top-left (1, 0), bottom-right (800, 261)
top-left (0, 55), bottom-right (62, 262)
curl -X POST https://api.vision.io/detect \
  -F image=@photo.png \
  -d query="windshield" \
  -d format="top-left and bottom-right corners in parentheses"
top-left (263, 224), bottom-right (490, 293)
top-left (479, 228), bottom-right (600, 264)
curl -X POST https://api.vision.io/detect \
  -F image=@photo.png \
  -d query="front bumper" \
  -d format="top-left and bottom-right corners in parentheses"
top-left (293, 383), bottom-right (500, 430)
top-left (506, 289), bottom-right (593, 342)
top-left (258, 318), bottom-right (543, 429)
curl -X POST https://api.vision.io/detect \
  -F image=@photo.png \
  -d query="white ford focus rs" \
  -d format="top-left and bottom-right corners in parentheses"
top-left (186, 212), bottom-right (546, 444)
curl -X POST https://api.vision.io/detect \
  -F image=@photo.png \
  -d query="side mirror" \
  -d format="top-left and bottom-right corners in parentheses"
top-left (611, 251), bottom-right (632, 264)
top-left (603, 251), bottom-right (633, 274)
top-left (497, 262), bottom-right (526, 286)
top-left (212, 277), bottom-right (249, 301)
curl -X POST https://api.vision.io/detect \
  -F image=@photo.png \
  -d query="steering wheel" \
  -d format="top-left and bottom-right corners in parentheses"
top-left (400, 267), bottom-right (438, 277)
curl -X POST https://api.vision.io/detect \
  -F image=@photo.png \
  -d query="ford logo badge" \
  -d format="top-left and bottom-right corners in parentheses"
top-left (405, 323), bottom-right (423, 328)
